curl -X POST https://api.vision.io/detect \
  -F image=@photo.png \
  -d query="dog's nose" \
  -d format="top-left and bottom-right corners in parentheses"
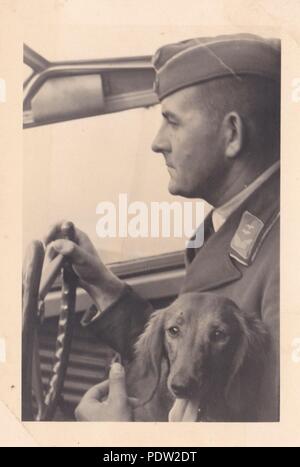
top-left (170, 383), bottom-right (188, 397)
top-left (170, 380), bottom-right (195, 398)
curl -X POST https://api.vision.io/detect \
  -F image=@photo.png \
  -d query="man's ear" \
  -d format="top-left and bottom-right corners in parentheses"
top-left (221, 112), bottom-right (244, 159)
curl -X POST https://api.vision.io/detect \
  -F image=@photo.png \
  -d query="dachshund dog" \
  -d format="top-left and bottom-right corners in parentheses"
top-left (127, 292), bottom-right (269, 422)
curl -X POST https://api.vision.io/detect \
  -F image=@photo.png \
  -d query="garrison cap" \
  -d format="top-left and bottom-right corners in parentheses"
top-left (152, 33), bottom-right (280, 100)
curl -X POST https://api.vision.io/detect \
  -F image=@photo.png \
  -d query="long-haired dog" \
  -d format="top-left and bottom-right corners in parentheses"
top-left (127, 292), bottom-right (269, 422)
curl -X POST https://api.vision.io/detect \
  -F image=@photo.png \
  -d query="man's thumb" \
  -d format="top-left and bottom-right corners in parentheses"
top-left (52, 239), bottom-right (74, 255)
top-left (108, 363), bottom-right (127, 403)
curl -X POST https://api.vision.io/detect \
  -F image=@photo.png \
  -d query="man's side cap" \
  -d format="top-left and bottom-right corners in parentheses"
top-left (152, 33), bottom-right (280, 100)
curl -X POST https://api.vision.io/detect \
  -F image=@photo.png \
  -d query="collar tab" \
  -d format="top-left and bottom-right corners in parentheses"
top-left (229, 210), bottom-right (264, 266)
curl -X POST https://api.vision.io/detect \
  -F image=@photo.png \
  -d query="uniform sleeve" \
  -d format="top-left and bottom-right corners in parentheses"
top-left (80, 284), bottom-right (154, 361)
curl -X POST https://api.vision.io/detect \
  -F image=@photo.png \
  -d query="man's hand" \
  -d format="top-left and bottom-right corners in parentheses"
top-left (44, 221), bottom-right (124, 309)
top-left (75, 363), bottom-right (138, 421)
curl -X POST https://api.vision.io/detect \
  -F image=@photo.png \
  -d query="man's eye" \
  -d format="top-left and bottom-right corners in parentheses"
top-left (167, 326), bottom-right (180, 337)
top-left (164, 116), bottom-right (178, 126)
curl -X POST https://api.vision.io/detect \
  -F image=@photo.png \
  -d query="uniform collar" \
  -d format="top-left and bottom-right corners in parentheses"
top-left (212, 160), bottom-right (280, 232)
top-left (182, 165), bottom-right (280, 293)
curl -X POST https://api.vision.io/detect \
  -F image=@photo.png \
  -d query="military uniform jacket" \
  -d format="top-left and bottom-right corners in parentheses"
top-left (85, 168), bottom-right (280, 421)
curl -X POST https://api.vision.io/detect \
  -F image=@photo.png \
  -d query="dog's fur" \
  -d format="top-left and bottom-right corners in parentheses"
top-left (126, 292), bottom-right (269, 421)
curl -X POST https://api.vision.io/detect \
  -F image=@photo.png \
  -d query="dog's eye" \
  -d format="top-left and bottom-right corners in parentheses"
top-left (167, 326), bottom-right (180, 337)
top-left (210, 330), bottom-right (227, 342)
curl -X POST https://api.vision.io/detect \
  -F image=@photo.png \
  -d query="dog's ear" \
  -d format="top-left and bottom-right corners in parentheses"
top-left (224, 311), bottom-right (269, 418)
top-left (133, 309), bottom-right (167, 403)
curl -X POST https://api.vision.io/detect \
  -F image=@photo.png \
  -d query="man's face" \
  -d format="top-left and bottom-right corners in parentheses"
top-left (151, 85), bottom-right (224, 199)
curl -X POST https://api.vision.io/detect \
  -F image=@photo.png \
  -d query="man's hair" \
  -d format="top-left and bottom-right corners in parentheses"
top-left (186, 75), bottom-right (280, 159)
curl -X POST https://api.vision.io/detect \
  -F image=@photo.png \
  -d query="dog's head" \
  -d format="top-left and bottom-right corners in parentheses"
top-left (134, 292), bottom-right (269, 418)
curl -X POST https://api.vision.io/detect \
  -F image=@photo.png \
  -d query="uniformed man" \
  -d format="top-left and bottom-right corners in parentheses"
top-left (45, 34), bottom-right (280, 422)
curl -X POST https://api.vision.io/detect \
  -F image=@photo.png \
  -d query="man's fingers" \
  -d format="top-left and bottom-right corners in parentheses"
top-left (44, 220), bottom-right (91, 246)
top-left (81, 379), bottom-right (109, 402)
top-left (50, 239), bottom-right (92, 266)
top-left (43, 220), bottom-right (68, 245)
top-left (82, 368), bottom-right (139, 406)
top-left (51, 239), bottom-right (76, 256)
top-left (108, 363), bottom-right (128, 403)
top-left (75, 371), bottom-right (137, 421)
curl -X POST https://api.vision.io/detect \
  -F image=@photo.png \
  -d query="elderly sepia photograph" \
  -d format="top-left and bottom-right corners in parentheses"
top-left (1, 0), bottom-right (300, 448)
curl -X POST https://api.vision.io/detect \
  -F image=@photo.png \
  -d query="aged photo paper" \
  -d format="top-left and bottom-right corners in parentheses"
top-left (1, 0), bottom-right (300, 446)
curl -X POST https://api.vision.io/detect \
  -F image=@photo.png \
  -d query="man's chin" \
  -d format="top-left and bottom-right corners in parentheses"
top-left (168, 181), bottom-right (179, 196)
top-left (168, 181), bottom-right (198, 198)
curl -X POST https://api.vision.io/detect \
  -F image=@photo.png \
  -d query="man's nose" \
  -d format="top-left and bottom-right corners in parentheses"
top-left (151, 124), bottom-right (171, 154)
